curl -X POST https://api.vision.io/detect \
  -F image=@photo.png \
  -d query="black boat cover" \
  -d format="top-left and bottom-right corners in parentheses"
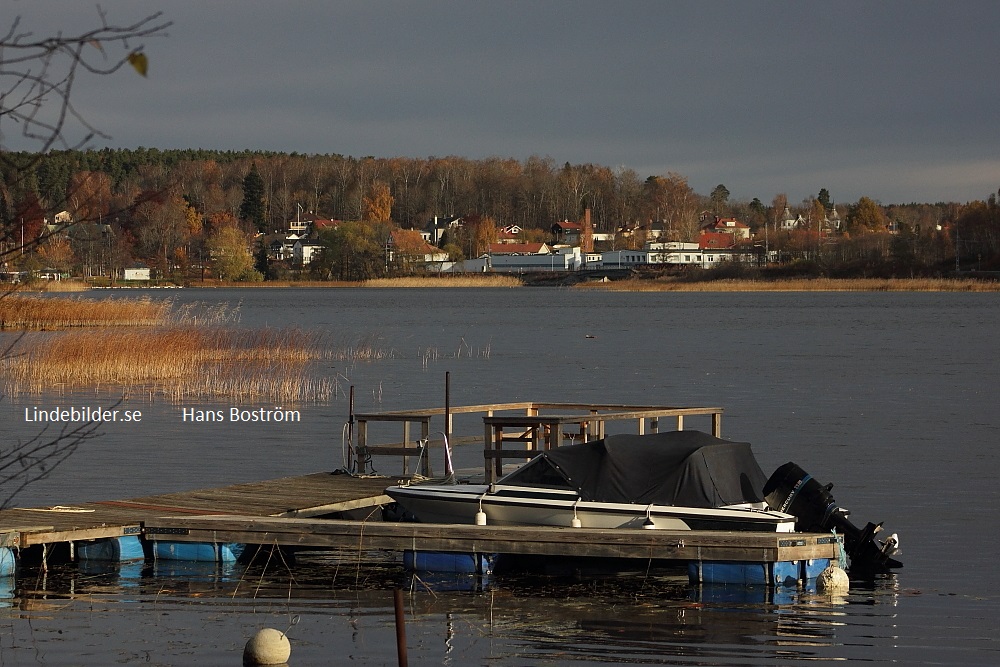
top-left (499, 430), bottom-right (768, 507)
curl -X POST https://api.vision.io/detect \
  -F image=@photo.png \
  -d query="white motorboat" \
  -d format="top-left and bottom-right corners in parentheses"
top-left (385, 430), bottom-right (799, 533)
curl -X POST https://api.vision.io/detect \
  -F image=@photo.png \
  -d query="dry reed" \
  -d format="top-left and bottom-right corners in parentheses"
top-left (1, 326), bottom-right (389, 403)
top-left (362, 275), bottom-right (523, 288)
top-left (0, 294), bottom-right (241, 330)
top-left (32, 280), bottom-right (90, 293)
top-left (577, 277), bottom-right (1000, 292)
top-left (0, 295), bottom-right (173, 329)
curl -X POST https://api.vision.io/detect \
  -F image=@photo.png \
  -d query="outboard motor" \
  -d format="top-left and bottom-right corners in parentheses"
top-left (763, 462), bottom-right (902, 576)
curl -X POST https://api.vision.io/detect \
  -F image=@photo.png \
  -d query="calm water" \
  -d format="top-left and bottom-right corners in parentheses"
top-left (1, 288), bottom-right (998, 665)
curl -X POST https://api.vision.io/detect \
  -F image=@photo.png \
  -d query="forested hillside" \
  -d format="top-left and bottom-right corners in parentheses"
top-left (2, 148), bottom-right (998, 281)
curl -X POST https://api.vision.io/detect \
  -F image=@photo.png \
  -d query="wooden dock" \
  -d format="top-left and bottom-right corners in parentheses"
top-left (143, 514), bottom-right (838, 564)
top-left (0, 472), bottom-right (398, 552)
top-left (1, 471), bottom-right (838, 573)
top-left (0, 401), bottom-right (843, 583)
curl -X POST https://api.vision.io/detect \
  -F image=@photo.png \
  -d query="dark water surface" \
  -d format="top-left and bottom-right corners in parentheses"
top-left (1, 288), bottom-right (998, 665)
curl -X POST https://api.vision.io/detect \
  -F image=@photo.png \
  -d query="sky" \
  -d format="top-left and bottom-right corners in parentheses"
top-left (5, 1), bottom-right (1000, 205)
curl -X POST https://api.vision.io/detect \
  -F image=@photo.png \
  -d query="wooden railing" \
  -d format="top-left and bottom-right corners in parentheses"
top-left (352, 402), bottom-right (724, 482)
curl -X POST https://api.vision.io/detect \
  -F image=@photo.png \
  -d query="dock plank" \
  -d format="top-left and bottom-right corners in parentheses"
top-left (143, 515), bottom-right (839, 564)
top-left (0, 472), bottom-right (399, 548)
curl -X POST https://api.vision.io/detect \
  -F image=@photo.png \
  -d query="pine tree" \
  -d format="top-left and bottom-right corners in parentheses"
top-left (239, 163), bottom-right (266, 232)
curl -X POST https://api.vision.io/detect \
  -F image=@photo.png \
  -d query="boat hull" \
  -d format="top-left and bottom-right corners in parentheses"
top-left (386, 484), bottom-right (797, 532)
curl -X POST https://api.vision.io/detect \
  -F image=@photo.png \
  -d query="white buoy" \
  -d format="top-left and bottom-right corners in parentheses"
top-left (570, 516), bottom-right (582, 528)
top-left (817, 565), bottom-right (850, 594)
top-left (475, 510), bottom-right (487, 525)
top-left (243, 628), bottom-right (291, 666)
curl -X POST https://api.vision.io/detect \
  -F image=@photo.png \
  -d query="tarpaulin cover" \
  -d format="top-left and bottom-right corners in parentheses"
top-left (499, 430), bottom-right (768, 507)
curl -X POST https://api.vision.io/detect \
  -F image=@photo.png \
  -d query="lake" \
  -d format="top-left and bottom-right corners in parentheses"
top-left (1, 287), bottom-right (998, 665)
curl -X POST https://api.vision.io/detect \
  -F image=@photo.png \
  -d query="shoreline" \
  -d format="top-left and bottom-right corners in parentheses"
top-left (9, 275), bottom-right (1000, 292)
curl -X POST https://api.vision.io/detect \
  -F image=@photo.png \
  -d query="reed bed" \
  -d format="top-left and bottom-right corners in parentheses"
top-left (0, 295), bottom-right (173, 329)
top-left (0, 294), bottom-right (241, 330)
top-left (1, 326), bottom-right (388, 403)
top-left (29, 280), bottom-right (91, 293)
top-left (578, 277), bottom-right (1000, 292)
top-left (362, 275), bottom-right (523, 288)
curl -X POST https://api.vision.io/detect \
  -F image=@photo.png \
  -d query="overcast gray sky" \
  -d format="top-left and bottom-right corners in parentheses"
top-left (7, 1), bottom-right (1000, 205)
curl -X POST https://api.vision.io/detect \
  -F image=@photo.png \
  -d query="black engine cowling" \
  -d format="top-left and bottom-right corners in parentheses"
top-left (763, 462), bottom-right (902, 576)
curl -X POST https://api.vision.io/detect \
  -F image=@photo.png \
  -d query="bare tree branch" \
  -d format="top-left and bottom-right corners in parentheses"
top-left (0, 10), bottom-right (172, 159)
top-left (0, 9), bottom-right (169, 507)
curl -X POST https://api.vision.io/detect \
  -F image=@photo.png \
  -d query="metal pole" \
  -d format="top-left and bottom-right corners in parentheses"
top-left (444, 371), bottom-right (452, 474)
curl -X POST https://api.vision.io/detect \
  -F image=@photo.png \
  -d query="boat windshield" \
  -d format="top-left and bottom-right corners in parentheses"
top-left (498, 455), bottom-right (574, 490)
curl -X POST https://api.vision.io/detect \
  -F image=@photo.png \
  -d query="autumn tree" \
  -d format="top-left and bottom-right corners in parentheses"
top-left (313, 221), bottom-right (389, 281)
top-left (845, 197), bottom-right (888, 232)
top-left (647, 172), bottom-right (699, 241)
top-left (135, 194), bottom-right (191, 278)
top-left (36, 236), bottom-right (75, 272)
top-left (66, 171), bottom-right (113, 223)
top-left (207, 224), bottom-right (259, 281)
top-left (771, 193), bottom-right (789, 232)
top-left (362, 180), bottom-right (394, 222)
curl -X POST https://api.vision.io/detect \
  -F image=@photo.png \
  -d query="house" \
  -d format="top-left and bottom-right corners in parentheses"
top-left (490, 245), bottom-right (581, 272)
top-left (701, 216), bottom-right (751, 241)
top-left (422, 216), bottom-right (463, 245)
top-left (551, 220), bottom-right (582, 245)
top-left (487, 242), bottom-right (551, 256)
top-left (699, 231), bottom-right (738, 249)
top-left (262, 233), bottom-right (301, 262)
top-left (781, 207), bottom-right (807, 231)
top-left (645, 221), bottom-right (668, 240)
top-left (496, 225), bottom-right (522, 244)
top-left (388, 229), bottom-right (449, 268)
top-left (293, 239), bottom-right (325, 265)
top-left (286, 210), bottom-right (338, 235)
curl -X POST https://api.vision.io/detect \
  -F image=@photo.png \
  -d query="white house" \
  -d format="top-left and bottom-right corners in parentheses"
top-left (293, 239), bottom-right (325, 265)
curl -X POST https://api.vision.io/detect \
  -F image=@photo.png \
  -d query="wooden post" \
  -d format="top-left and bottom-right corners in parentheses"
top-left (676, 415), bottom-right (684, 431)
top-left (484, 422), bottom-right (494, 483)
top-left (356, 419), bottom-right (368, 475)
top-left (421, 418), bottom-right (431, 476)
top-left (402, 420), bottom-right (411, 474)
top-left (393, 589), bottom-right (408, 667)
top-left (712, 411), bottom-right (722, 437)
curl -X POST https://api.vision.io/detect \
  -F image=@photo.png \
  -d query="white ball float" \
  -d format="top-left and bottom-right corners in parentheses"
top-left (243, 628), bottom-right (291, 666)
top-left (816, 565), bottom-right (850, 594)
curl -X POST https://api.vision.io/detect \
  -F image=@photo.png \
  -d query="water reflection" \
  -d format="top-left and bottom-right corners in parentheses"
top-left (0, 554), bottom-right (915, 666)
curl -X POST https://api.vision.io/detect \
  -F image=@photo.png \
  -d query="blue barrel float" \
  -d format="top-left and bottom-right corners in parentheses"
top-left (153, 541), bottom-right (245, 562)
top-left (0, 547), bottom-right (15, 577)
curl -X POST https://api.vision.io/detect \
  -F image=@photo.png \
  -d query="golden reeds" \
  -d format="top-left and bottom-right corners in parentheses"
top-left (33, 280), bottom-right (90, 293)
top-left (1, 326), bottom-right (388, 403)
top-left (361, 275), bottom-right (523, 288)
top-left (0, 295), bottom-right (173, 329)
top-left (577, 277), bottom-right (1000, 292)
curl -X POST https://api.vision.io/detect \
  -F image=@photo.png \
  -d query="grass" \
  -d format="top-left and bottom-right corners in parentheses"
top-left (576, 277), bottom-right (1000, 292)
top-left (1, 326), bottom-right (390, 403)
